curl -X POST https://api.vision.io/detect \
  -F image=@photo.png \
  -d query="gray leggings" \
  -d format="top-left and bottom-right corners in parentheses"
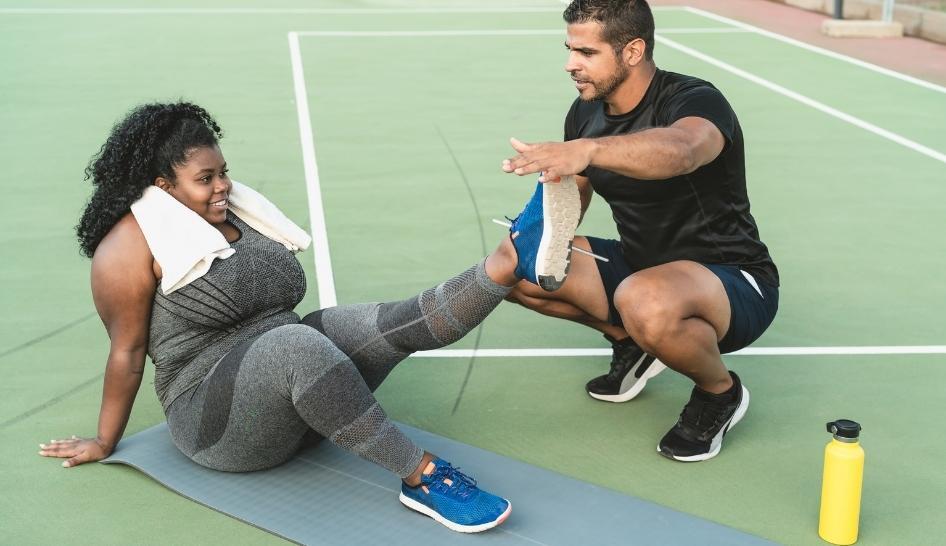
top-left (166, 261), bottom-right (510, 477)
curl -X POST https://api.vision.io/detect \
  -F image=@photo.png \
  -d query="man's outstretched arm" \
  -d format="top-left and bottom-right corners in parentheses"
top-left (502, 116), bottom-right (725, 182)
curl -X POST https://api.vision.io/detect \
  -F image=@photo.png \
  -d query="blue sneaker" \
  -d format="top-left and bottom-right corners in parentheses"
top-left (509, 175), bottom-right (581, 291)
top-left (399, 458), bottom-right (511, 533)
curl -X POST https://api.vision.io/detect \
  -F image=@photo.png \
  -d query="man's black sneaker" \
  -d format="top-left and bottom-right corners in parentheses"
top-left (586, 335), bottom-right (665, 402)
top-left (657, 371), bottom-right (749, 462)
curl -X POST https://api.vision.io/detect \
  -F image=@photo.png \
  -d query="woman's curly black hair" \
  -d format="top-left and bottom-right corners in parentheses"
top-left (76, 101), bottom-right (223, 258)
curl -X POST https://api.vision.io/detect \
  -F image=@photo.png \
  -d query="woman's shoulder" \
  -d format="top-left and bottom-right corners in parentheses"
top-left (92, 213), bottom-right (157, 277)
top-left (89, 214), bottom-right (159, 328)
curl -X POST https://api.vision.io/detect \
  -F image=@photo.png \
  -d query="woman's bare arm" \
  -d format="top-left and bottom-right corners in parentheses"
top-left (39, 215), bottom-right (156, 467)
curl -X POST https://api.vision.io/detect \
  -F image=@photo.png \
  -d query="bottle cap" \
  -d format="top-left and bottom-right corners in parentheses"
top-left (826, 419), bottom-right (861, 441)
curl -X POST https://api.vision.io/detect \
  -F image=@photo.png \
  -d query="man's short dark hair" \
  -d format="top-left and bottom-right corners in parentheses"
top-left (563, 0), bottom-right (655, 61)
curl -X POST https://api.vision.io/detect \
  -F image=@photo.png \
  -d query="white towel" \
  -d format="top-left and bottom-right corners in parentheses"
top-left (130, 180), bottom-right (311, 295)
top-left (229, 181), bottom-right (311, 253)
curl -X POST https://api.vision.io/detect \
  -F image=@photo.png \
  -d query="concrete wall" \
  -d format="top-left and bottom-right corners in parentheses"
top-left (771, 0), bottom-right (946, 44)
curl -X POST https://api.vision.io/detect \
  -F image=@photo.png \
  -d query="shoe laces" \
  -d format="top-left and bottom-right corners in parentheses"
top-left (679, 392), bottom-right (731, 434)
top-left (425, 462), bottom-right (478, 500)
top-left (605, 343), bottom-right (640, 381)
top-left (605, 362), bottom-right (629, 382)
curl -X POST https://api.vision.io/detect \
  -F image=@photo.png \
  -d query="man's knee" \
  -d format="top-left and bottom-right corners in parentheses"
top-left (614, 275), bottom-right (683, 353)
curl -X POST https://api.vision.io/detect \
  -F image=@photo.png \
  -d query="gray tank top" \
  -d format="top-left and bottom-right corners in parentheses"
top-left (148, 213), bottom-right (306, 410)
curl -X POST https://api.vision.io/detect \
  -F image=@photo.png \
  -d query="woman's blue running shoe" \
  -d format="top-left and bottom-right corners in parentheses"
top-left (508, 175), bottom-right (581, 291)
top-left (399, 458), bottom-right (511, 533)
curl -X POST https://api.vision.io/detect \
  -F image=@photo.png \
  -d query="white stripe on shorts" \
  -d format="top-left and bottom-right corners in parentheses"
top-left (740, 269), bottom-right (764, 298)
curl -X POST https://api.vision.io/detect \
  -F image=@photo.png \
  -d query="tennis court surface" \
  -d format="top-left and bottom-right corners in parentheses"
top-left (2, 1), bottom-right (944, 544)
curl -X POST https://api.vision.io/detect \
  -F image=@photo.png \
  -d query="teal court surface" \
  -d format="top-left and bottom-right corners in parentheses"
top-left (1, 1), bottom-right (944, 544)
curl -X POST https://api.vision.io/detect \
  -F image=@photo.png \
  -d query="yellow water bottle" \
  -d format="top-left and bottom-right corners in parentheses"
top-left (819, 419), bottom-right (864, 545)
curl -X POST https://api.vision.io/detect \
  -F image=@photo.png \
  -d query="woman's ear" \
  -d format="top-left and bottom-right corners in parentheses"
top-left (154, 177), bottom-right (173, 192)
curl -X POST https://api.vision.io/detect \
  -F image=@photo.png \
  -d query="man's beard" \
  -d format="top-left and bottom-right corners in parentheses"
top-left (581, 63), bottom-right (630, 102)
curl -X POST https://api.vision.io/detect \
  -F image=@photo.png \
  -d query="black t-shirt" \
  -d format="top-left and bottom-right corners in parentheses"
top-left (564, 69), bottom-right (779, 286)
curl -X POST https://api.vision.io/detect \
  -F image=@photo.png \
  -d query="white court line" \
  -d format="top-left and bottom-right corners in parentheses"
top-left (296, 28), bottom-right (744, 37)
top-left (658, 28), bottom-right (752, 34)
top-left (0, 7), bottom-right (566, 14)
top-left (415, 346), bottom-right (946, 358)
top-left (567, 0), bottom-right (944, 94)
top-left (552, 0), bottom-right (944, 92)
top-left (297, 30), bottom-right (565, 37)
top-left (657, 33), bottom-right (946, 164)
top-left (684, 6), bottom-right (946, 95)
top-left (0, 5), bottom-right (682, 14)
top-left (288, 31), bottom-right (336, 308)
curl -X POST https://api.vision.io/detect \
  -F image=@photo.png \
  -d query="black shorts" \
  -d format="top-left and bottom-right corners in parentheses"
top-left (586, 237), bottom-right (779, 354)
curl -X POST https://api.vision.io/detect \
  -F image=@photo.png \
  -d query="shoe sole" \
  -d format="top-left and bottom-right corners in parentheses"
top-left (536, 175), bottom-right (581, 292)
top-left (398, 493), bottom-right (512, 533)
top-left (657, 385), bottom-right (750, 462)
top-left (588, 359), bottom-right (667, 403)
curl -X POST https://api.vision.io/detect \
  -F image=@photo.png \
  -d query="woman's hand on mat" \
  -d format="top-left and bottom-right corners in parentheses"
top-left (38, 435), bottom-right (112, 468)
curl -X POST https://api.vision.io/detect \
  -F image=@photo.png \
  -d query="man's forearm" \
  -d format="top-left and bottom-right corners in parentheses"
top-left (584, 127), bottom-right (700, 181)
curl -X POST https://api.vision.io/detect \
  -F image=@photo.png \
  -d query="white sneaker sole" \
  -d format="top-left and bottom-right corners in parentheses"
top-left (399, 493), bottom-right (512, 533)
top-left (588, 359), bottom-right (667, 403)
top-left (536, 175), bottom-right (581, 292)
top-left (658, 385), bottom-right (750, 462)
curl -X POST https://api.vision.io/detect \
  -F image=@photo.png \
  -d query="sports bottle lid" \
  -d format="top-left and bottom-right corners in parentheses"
top-left (826, 419), bottom-right (861, 441)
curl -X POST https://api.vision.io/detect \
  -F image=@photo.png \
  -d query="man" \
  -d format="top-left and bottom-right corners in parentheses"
top-left (502, 0), bottom-right (779, 462)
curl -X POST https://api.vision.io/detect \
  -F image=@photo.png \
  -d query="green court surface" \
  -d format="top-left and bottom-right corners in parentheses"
top-left (2, 1), bottom-right (944, 545)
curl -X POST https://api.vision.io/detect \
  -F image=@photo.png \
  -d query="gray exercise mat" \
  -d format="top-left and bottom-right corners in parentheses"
top-left (102, 422), bottom-right (776, 546)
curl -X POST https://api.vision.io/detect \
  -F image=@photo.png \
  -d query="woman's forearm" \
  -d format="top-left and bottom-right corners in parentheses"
top-left (95, 350), bottom-right (145, 451)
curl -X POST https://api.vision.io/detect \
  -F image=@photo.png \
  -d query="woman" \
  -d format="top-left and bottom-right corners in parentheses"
top-left (38, 102), bottom-right (534, 533)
